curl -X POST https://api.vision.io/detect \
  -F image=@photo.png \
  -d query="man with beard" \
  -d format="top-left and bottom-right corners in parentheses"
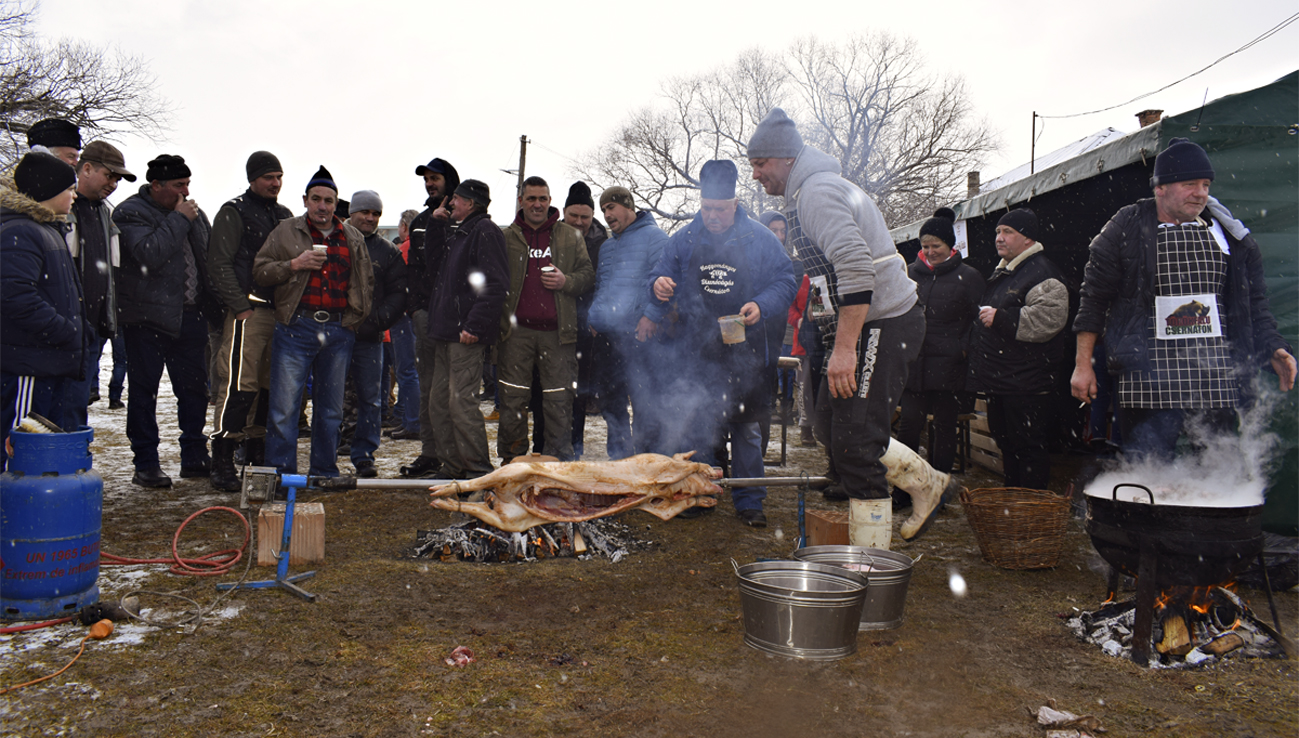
top-left (401, 157), bottom-right (460, 478)
top-left (425, 179), bottom-right (508, 478)
top-left (254, 166), bottom-right (373, 478)
top-left (65, 141), bottom-right (136, 427)
top-left (113, 155), bottom-right (224, 488)
top-left (496, 176), bottom-right (593, 462)
top-left (648, 160), bottom-right (796, 527)
top-left (344, 189), bottom-right (407, 477)
top-left (207, 151), bottom-right (292, 491)
top-left (1072, 138), bottom-right (1295, 460)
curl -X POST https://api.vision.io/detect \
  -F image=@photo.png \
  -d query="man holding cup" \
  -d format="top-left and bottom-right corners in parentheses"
top-left (646, 160), bottom-right (796, 527)
top-left (254, 166), bottom-right (373, 478)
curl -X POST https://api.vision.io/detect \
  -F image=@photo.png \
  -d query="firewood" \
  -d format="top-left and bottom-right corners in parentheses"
top-left (573, 530), bottom-right (587, 554)
top-left (1202, 631), bottom-right (1245, 655)
top-left (1156, 614), bottom-right (1193, 655)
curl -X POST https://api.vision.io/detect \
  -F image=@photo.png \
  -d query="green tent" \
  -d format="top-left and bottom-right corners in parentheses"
top-left (891, 71), bottom-right (1298, 533)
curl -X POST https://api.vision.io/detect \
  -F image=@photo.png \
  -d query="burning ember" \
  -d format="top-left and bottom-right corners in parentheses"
top-left (411, 518), bottom-right (653, 563)
top-left (1065, 586), bottom-right (1287, 667)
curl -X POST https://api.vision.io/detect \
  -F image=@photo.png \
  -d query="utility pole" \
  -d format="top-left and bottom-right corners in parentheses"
top-left (1030, 112), bottom-right (1036, 175)
top-left (516, 135), bottom-right (529, 196)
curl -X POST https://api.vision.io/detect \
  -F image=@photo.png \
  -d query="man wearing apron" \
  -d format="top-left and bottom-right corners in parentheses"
top-left (748, 109), bottom-right (932, 548)
top-left (647, 160), bottom-right (797, 528)
top-left (1073, 138), bottom-right (1295, 459)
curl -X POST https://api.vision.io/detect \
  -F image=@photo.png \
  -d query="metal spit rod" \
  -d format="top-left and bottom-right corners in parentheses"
top-left (309, 475), bottom-right (833, 491)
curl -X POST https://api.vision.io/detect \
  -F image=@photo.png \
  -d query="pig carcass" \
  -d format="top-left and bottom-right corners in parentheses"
top-left (429, 452), bottom-right (723, 531)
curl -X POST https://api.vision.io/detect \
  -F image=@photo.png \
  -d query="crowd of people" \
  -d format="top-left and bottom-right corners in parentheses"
top-left (2, 113), bottom-right (1294, 549)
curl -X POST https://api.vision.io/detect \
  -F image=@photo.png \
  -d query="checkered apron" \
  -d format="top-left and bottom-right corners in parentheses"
top-left (785, 209), bottom-right (842, 345)
top-left (1119, 222), bottom-right (1238, 409)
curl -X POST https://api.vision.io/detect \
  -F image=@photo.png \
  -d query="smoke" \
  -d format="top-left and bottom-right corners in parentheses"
top-left (1084, 379), bottom-right (1285, 508)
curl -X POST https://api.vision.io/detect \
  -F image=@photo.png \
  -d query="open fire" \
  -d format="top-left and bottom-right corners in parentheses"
top-left (1066, 584), bottom-right (1287, 667)
top-left (411, 518), bottom-right (653, 563)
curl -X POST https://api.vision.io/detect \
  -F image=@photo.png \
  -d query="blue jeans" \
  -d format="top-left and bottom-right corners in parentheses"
top-left (266, 316), bottom-right (355, 477)
top-left (122, 311), bottom-right (210, 470)
top-left (349, 339), bottom-right (383, 466)
top-left (388, 315), bottom-right (420, 433)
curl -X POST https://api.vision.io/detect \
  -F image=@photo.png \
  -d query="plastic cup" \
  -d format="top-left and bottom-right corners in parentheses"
top-left (312, 244), bottom-right (328, 254)
top-left (718, 315), bottom-right (746, 344)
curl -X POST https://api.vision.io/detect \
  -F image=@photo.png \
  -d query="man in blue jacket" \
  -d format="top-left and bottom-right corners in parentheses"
top-left (647, 160), bottom-right (797, 527)
top-left (587, 187), bottom-right (670, 455)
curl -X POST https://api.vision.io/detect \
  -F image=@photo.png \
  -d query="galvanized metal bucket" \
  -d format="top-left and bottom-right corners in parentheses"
top-left (733, 559), bottom-right (867, 661)
top-left (793, 546), bottom-right (914, 631)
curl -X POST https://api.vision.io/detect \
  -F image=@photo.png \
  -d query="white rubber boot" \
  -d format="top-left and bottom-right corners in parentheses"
top-left (883, 438), bottom-right (960, 540)
top-left (849, 498), bottom-right (892, 550)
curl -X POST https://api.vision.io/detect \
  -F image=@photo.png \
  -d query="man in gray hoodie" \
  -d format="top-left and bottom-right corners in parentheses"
top-left (748, 108), bottom-right (934, 548)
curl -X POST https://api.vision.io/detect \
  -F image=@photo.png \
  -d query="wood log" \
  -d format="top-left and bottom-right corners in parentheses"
top-left (256, 503), bottom-right (325, 567)
top-left (1156, 614), bottom-right (1193, 655)
top-left (1202, 631), bottom-right (1245, 655)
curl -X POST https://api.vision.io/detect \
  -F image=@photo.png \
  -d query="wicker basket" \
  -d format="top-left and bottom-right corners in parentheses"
top-left (959, 487), bottom-right (1071, 570)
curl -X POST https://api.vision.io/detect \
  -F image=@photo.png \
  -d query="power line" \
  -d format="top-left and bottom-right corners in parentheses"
top-left (1037, 12), bottom-right (1299, 120)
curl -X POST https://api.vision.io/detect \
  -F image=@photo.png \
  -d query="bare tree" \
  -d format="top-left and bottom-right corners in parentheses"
top-left (576, 33), bottom-right (998, 230)
top-left (0, 0), bottom-right (171, 166)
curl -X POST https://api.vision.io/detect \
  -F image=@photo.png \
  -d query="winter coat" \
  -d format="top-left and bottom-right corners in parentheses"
top-left (406, 197), bottom-right (445, 316)
top-left (355, 231), bottom-right (407, 343)
top-left (0, 181), bottom-right (87, 378)
top-left (112, 185), bottom-right (223, 336)
top-left (782, 145), bottom-right (917, 323)
top-left (499, 208), bottom-right (594, 345)
top-left (1073, 198), bottom-right (1291, 384)
top-left (906, 253), bottom-right (985, 393)
top-left (587, 211), bottom-right (669, 337)
top-left (645, 206), bottom-right (797, 362)
top-left (575, 219), bottom-right (608, 332)
top-left (253, 214), bottom-right (374, 329)
top-left (207, 189), bottom-right (292, 314)
top-left (967, 245), bottom-right (1069, 395)
top-left (65, 197), bottom-right (119, 338)
top-left (426, 210), bottom-right (508, 345)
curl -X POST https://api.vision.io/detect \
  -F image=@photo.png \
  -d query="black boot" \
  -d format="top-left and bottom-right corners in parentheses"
top-left (244, 437), bottom-right (265, 467)
top-left (210, 438), bottom-right (240, 492)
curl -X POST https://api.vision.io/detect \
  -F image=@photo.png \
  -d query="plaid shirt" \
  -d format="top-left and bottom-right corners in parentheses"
top-left (299, 217), bottom-right (352, 311)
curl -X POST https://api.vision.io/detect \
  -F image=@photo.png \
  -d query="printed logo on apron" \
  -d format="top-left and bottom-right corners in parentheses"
top-left (1155, 293), bottom-right (1222, 340)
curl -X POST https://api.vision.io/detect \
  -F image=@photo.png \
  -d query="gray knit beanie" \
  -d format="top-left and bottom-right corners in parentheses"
top-left (748, 108), bottom-right (804, 159)
top-left (350, 190), bottom-right (383, 213)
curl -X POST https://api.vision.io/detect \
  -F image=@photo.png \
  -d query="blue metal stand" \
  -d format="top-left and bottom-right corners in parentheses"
top-left (217, 474), bottom-right (317, 602)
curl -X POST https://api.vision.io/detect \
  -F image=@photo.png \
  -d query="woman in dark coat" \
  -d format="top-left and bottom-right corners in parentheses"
top-left (896, 208), bottom-right (984, 483)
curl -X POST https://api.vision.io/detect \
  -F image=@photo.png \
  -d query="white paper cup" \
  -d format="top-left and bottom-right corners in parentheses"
top-left (312, 244), bottom-right (328, 254)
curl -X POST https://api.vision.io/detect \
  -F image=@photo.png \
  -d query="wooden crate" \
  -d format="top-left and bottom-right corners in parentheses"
top-left (257, 503), bottom-right (325, 567)
top-left (968, 399), bottom-right (1004, 475)
top-left (805, 509), bottom-right (850, 546)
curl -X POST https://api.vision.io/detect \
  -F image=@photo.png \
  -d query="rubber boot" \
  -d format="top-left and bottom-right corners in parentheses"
top-left (210, 438), bottom-right (240, 492)
top-left (849, 498), bottom-right (892, 550)
top-left (244, 436), bottom-right (265, 467)
top-left (883, 438), bottom-right (961, 541)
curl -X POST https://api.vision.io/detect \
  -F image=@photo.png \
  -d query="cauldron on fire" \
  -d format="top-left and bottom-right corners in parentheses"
top-left (1084, 482), bottom-right (1264, 665)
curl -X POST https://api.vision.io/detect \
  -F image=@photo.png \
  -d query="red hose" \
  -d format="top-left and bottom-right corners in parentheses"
top-left (102, 505), bottom-right (251, 577)
top-left (0, 616), bottom-right (76, 635)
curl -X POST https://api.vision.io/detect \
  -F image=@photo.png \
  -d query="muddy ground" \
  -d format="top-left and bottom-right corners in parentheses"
top-left (1, 378), bottom-right (1296, 738)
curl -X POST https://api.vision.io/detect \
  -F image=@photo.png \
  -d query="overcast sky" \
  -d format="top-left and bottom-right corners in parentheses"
top-left (35, 0), bottom-right (1299, 225)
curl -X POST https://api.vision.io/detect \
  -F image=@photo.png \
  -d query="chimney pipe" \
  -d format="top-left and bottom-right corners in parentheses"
top-left (966, 171), bottom-right (981, 200)
top-left (1136, 109), bottom-right (1164, 128)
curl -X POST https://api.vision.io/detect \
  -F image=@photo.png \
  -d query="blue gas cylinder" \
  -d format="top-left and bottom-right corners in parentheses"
top-left (0, 429), bottom-right (102, 620)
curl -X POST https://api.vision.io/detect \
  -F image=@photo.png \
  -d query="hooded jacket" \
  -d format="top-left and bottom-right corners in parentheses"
top-left (499, 207), bottom-right (594, 345)
top-left (426, 210), bottom-right (508, 344)
top-left (253, 214), bottom-right (374, 329)
top-left (906, 253), bottom-right (985, 393)
top-left (587, 211), bottom-right (668, 336)
top-left (782, 145), bottom-right (917, 324)
top-left (0, 180), bottom-right (87, 378)
top-left (113, 184), bottom-right (223, 336)
top-left (1074, 198), bottom-right (1291, 388)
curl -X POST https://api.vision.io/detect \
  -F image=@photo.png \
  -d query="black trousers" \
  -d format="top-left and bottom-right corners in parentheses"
top-left (813, 304), bottom-right (924, 500)
top-left (897, 388), bottom-right (961, 474)
top-left (985, 393), bottom-right (1052, 490)
top-left (123, 310), bottom-right (210, 470)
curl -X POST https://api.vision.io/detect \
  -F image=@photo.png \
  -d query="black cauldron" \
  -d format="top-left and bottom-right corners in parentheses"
top-left (1086, 483), bottom-right (1264, 589)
